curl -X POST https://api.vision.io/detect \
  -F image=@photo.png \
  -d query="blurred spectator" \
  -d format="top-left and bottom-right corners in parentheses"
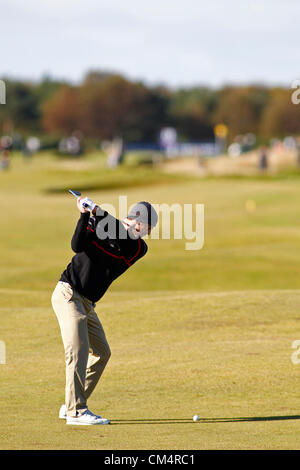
top-left (0, 149), bottom-right (10, 170)
top-left (296, 137), bottom-right (300, 168)
top-left (258, 146), bottom-right (268, 171)
top-left (107, 137), bottom-right (124, 168)
top-left (27, 136), bottom-right (41, 153)
top-left (23, 136), bottom-right (41, 160)
top-left (72, 130), bottom-right (84, 155)
top-left (0, 136), bottom-right (12, 171)
top-left (159, 127), bottom-right (178, 157)
top-left (59, 131), bottom-right (83, 157)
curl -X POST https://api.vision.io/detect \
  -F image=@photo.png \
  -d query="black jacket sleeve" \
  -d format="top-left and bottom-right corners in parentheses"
top-left (71, 212), bottom-right (91, 253)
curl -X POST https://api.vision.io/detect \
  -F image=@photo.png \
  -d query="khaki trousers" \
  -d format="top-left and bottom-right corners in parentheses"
top-left (51, 281), bottom-right (111, 417)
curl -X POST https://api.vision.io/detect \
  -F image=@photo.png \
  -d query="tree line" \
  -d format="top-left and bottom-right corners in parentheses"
top-left (0, 71), bottom-right (298, 145)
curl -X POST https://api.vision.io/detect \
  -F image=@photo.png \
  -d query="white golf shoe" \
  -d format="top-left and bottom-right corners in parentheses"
top-left (66, 408), bottom-right (110, 425)
top-left (59, 404), bottom-right (67, 419)
top-left (59, 404), bottom-right (110, 425)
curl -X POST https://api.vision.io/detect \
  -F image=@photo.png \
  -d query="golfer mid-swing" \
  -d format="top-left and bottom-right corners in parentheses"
top-left (51, 196), bottom-right (158, 425)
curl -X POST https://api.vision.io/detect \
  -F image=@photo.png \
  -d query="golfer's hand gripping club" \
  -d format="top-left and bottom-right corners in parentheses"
top-left (69, 189), bottom-right (96, 213)
top-left (79, 197), bottom-right (96, 212)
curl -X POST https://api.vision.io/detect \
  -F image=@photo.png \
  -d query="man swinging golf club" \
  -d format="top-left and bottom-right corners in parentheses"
top-left (51, 193), bottom-right (158, 425)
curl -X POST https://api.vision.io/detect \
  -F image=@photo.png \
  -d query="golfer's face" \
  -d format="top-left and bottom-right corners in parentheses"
top-left (127, 219), bottom-right (151, 238)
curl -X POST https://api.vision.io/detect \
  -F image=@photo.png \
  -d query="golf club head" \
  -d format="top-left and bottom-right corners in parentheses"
top-left (69, 189), bottom-right (81, 198)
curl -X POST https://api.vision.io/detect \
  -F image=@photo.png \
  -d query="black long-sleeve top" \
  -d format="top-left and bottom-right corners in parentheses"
top-left (59, 207), bottom-right (148, 302)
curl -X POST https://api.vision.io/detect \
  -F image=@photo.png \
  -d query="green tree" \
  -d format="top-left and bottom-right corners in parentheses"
top-left (213, 87), bottom-right (262, 140)
top-left (168, 87), bottom-right (216, 140)
top-left (0, 79), bottom-right (40, 133)
top-left (42, 85), bottom-right (80, 135)
top-left (260, 88), bottom-right (300, 137)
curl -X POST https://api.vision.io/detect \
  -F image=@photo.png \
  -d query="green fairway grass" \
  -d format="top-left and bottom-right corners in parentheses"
top-left (1, 152), bottom-right (300, 449)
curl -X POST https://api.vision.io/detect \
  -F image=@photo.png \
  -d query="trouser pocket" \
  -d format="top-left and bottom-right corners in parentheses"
top-left (60, 282), bottom-right (74, 302)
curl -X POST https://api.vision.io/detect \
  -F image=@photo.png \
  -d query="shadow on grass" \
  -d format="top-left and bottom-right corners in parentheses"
top-left (110, 415), bottom-right (300, 425)
top-left (44, 182), bottom-right (156, 195)
top-left (43, 174), bottom-right (192, 195)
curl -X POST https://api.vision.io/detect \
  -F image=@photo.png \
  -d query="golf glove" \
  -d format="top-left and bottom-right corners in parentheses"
top-left (80, 197), bottom-right (96, 212)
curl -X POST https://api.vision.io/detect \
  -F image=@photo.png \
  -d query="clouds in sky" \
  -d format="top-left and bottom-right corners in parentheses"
top-left (1, 0), bottom-right (299, 87)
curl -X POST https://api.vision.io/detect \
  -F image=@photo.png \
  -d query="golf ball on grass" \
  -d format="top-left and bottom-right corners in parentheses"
top-left (193, 415), bottom-right (199, 422)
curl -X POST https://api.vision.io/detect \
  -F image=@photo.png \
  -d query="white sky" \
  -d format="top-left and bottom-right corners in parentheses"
top-left (1, 0), bottom-right (299, 88)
